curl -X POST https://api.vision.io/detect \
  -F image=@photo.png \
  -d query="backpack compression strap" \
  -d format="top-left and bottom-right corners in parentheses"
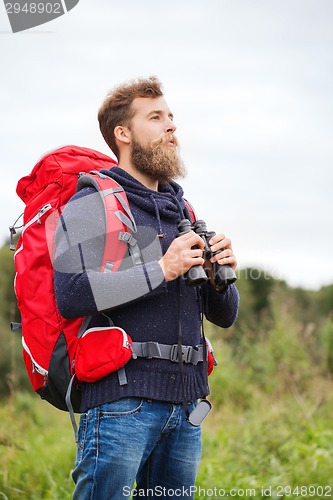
top-left (76, 170), bottom-right (142, 271)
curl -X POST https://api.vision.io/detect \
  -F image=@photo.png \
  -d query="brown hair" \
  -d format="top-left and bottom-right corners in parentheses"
top-left (98, 76), bottom-right (163, 158)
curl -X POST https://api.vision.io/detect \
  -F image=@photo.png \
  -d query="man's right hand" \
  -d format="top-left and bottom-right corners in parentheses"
top-left (158, 231), bottom-right (205, 282)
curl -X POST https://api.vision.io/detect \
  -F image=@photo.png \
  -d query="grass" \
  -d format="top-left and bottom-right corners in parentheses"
top-left (0, 393), bottom-right (75, 500)
top-left (198, 385), bottom-right (333, 499)
top-left (1, 325), bottom-right (333, 500)
top-left (1, 377), bottom-right (333, 500)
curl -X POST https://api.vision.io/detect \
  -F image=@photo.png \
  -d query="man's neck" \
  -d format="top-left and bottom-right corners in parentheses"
top-left (117, 160), bottom-right (159, 191)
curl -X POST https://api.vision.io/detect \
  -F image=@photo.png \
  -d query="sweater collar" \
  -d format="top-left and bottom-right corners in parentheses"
top-left (102, 167), bottom-right (186, 228)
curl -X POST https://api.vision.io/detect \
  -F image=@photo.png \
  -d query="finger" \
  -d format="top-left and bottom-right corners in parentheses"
top-left (210, 237), bottom-right (232, 253)
top-left (181, 254), bottom-right (205, 272)
top-left (210, 248), bottom-right (232, 261)
top-left (208, 234), bottom-right (225, 246)
top-left (191, 248), bottom-right (204, 259)
top-left (181, 231), bottom-right (205, 250)
top-left (213, 255), bottom-right (237, 270)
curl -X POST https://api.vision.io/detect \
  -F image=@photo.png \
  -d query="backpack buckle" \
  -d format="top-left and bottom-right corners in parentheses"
top-left (170, 345), bottom-right (198, 364)
top-left (142, 341), bottom-right (162, 359)
top-left (119, 231), bottom-right (137, 246)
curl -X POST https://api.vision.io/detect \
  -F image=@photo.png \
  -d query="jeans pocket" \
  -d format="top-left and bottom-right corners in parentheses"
top-left (99, 397), bottom-right (144, 418)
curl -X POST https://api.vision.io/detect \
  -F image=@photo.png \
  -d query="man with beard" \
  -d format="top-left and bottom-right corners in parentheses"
top-left (54, 76), bottom-right (239, 499)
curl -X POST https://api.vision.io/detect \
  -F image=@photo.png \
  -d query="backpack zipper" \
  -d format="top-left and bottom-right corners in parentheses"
top-left (22, 336), bottom-right (48, 378)
top-left (81, 326), bottom-right (131, 348)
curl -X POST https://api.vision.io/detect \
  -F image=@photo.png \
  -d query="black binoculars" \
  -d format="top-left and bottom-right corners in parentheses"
top-left (177, 219), bottom-right (237, 291)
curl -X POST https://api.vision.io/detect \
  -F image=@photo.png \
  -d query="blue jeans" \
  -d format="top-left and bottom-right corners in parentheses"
top-left (72, 398), bottom-right (202, 500)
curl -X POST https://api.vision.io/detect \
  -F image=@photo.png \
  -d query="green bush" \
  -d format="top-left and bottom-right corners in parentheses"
top-left (1, 241), bottom-right (333, 499)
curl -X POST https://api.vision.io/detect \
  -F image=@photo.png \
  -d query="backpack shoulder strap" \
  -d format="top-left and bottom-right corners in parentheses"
top-left (183, 198), bottom-right (197, 223)
top-left (76, 171), bottom-right (142, 272)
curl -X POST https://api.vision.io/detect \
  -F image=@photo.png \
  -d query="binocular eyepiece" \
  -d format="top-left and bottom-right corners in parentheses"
top-left (177, 219), bottom-right (237, 291)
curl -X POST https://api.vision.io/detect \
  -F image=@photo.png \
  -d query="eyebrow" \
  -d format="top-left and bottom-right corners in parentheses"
top-left (148, 110), bottom-right (174, 120)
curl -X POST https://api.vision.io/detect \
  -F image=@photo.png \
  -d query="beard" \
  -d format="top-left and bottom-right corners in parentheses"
top-left (130, 133), bottom-right (187, 185)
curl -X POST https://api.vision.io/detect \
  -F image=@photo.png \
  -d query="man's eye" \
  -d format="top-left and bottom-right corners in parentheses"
top-left (151, 115), bottom-right (159, 120)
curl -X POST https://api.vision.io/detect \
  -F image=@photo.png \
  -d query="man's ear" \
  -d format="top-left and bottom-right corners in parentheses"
top-left (114, 125), bottom-right (131, 145)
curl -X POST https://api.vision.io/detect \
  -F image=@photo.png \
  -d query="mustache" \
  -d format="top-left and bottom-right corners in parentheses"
top-left (151, 134), bottom-right (179, 149)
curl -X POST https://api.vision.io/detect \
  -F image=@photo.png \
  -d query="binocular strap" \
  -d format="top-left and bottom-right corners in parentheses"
top-left (176, 279), bottom-right (212, 426)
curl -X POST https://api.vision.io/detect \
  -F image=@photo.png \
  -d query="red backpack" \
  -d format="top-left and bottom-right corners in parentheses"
top-left (10, 145), bottom-right (217, 423)
top-left (10, 145), bottom-right (138, 413)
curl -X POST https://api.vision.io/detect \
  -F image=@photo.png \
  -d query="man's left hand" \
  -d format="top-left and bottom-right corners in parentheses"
top-left (207, 234), bottom-right (237, 270)
top-left (204, 234), bottom-right (238, 288)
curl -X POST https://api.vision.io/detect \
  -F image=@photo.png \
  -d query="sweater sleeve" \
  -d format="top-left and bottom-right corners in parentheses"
top-left (201, 281), bottom-right (239, 328)
top-left (54, 187), bottom-right (166, 319)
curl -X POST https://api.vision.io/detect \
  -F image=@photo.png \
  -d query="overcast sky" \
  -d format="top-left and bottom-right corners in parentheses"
top-left (0, 0), bottom-right (332, 290)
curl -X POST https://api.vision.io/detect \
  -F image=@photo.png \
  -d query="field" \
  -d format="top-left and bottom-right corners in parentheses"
top-left (1, 347), bottom-right (333, 499)
top-left (1, 253), bottom-right (333, 499)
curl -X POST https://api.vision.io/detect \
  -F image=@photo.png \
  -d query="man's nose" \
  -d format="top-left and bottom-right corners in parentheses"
top-left (165, 117), bottom-right (176, 134)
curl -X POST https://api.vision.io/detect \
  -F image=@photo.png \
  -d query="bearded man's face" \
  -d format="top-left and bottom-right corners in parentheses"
top-left (127, 96), bottom-right (186, 184)
top-left (130, 132), bottom-right (186, 185)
